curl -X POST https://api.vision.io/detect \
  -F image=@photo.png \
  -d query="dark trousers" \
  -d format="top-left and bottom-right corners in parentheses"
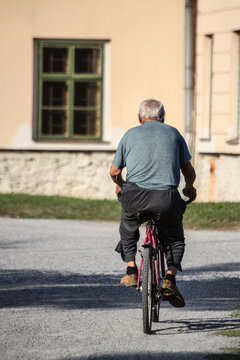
top-left (115, 182), bottom-right (187, 272)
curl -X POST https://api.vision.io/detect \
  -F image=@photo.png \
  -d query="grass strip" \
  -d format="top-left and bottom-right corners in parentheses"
top-left (0, 193), bottom-right (240, 229)
top-left (208, 355), bottom-right (240, 360)
top-left (183, 201), bottom-right (240, 230)
top-left (0, 193), bottom-right (121, 221)
top-left (213, 329), bottom-right (240, 337)
top-left (221, 347), bottom-right (240, 353)
top-left (210, 312), bottom-right (240, 359)
top-left (231, 311), bottom-right (240, 318)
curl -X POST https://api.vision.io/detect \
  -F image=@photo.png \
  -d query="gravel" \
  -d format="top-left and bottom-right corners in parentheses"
top-left (0, 218), bottom-right (239, 360)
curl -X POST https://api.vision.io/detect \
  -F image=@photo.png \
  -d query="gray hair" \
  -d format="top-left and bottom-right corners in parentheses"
top-left (139, 99), bottom-right (165, 121)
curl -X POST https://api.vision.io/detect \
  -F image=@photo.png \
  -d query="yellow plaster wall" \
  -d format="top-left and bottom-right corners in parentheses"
top-left (195, 0), bottom-right (240, 201)
top-left (196, 0), bottom-right (240, 155)
top-left (0, 0), bottom-right (185, 150)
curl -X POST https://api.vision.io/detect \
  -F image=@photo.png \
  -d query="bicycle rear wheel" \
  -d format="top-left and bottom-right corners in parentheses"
top-left (142, 246), bottom-right (153, 334)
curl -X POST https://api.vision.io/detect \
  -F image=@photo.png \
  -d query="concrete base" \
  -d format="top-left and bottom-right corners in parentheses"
top-left (1, 151), bottom-right (239, 202)
top-left (0, 151), bottom-right (116, 200)
top-left (194, 153), bottom-right (240, 202)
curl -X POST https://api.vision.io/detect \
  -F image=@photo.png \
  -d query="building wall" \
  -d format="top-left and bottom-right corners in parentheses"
top-left (195, 0), bottom-right (240, 201)
top-left (4, 1), bottom-right (240, 202)
top-left (195, 153), bottom-right (240, 202)
top-left (0, 0), bottom-right (186, 199)
top-left (0, 0), bottom-right (185, 152)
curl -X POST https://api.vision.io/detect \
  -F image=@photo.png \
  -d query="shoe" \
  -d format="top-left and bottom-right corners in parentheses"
top-left (120, 273), bottom-right (137, 287)
top-left (161, 279), bottom-right (185, 308)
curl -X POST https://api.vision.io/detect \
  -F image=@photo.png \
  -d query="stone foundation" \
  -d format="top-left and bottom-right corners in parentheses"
top-left (0, 151), bottom-right (117, 199)
top-left (1, 151), bottom-right (240, 202)
top-left (194, 153), bottom-right (240, 202)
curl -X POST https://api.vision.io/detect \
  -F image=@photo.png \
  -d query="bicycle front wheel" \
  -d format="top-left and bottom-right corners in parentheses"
top-left (142, 246), bottom-right (153, 334)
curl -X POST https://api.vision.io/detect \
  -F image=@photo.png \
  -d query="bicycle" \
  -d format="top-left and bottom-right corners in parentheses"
top-left (136, 198), bottom-right (193, 334)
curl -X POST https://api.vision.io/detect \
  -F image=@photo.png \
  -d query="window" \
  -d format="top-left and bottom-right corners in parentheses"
top-left (37, 41), bottom-right (104, 140)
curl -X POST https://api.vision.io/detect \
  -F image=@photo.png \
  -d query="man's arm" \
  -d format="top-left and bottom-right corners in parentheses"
top-left (180, 161), bottom-right (197, 200)
top-left (109, 163), bottom-right (126, 195)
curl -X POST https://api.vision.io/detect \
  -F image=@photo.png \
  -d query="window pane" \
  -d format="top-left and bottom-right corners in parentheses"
top-left (75, 48), bottom-right (100, 74)
top-left (74, 81), bottom-right (100, 107)
top-left (73, 110), bottom-right (99, 136)
top-left (42, 110), bottom-right (67, 135)
top-left (43, 81), bottom-right (68, 106)
top-left (43, 48), bottom-right (68, 73)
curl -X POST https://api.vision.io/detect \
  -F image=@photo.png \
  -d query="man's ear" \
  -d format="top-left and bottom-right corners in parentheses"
top-left (138, 114), bottom-right (143, 124)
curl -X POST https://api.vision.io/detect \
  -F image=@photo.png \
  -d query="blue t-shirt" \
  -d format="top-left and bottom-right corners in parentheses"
top-left (113, 121), bottom-right (191, 190)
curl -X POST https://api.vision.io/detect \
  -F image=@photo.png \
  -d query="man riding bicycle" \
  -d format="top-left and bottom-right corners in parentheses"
top-left (110, 99), bottom-right (196, 308)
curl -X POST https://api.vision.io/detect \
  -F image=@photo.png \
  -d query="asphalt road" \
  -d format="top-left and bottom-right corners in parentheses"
top-left (0, 218), bottom-right (239, 360)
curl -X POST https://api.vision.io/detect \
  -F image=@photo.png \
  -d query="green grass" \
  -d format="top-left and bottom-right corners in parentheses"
top-left (213, 329), bottom-right (240, 337)
top-left (213, 311), bottom-right (240, 338)
top-left (207, 354), bottom-right (240, 360)
top-left (0, 193), bottom-right (240, 229)
top-left (231, 311), bottom-right (240, 318)
top-left (183, 201), bottom-right (240, 230)
top-left (221, 347), bottom-right (240, 353)
top-left (0, 193), bottom-right (121, 221)
top-left (209, 311), bottom-right (240, 359)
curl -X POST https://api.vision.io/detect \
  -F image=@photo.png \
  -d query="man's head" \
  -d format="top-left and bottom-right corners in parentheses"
top-left (138, 99), bottom-right (165, 124)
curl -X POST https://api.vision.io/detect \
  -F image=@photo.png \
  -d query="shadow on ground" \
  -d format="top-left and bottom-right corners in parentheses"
top-left (152, 317), bottom-right (240, 335)
top-left (57, 351), bottom-right (240, 360)
top-left (179, 262), bottom-right (240, 311)
top-left (0, 240), bottom-right (29, 249)
top-left (0, 270), bottom-right (140, 310)
top-left (0, 262), bottom-right (239, 312)
top-left (183, 262), bottom-right (240, 274)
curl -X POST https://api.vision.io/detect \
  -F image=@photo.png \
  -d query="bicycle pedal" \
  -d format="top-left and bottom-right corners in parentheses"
top-left (161, 289), bottom-right (177, 301)
top-left (162, 292), bottom-right (176, 300)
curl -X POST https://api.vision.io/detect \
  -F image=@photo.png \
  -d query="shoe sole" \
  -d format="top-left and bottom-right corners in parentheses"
top-left (160, 288), bottom-right (176, 297)
top-left (160, 287), bottom-right (185, 307)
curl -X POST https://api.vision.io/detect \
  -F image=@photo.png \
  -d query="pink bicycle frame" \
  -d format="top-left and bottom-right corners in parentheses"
top-left (137, 224), bottom-right (164, 289)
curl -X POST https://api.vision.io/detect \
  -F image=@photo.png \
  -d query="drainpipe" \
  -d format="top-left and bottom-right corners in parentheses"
top-left (184, 0), bottom-right (196, 162)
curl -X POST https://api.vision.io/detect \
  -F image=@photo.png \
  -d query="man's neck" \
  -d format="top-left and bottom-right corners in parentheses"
top-left (142, 118), bottom-right (163, 124)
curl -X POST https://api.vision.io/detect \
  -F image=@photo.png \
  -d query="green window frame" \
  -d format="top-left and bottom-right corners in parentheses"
top-left (37, 41), bottom-right (104, 140)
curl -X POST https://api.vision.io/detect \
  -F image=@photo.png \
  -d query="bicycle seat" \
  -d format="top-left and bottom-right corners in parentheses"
top-left (137, 211), bottom-right (161, 222)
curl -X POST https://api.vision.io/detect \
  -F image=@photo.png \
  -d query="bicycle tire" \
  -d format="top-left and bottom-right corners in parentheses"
top-left (142, 246), bottom-right (153, 334)
top-left (152, 251), bottom-right (160, 323)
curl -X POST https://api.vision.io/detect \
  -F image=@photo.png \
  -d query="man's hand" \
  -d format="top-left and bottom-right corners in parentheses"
top-left (115, 185), bottom-right (122, 196)
top-left (183, 185), bottom-right (197, 200)
top-left (181, 161), bottom-right (197, 200)
top-left (109, 163), bottom-right (125, 187)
